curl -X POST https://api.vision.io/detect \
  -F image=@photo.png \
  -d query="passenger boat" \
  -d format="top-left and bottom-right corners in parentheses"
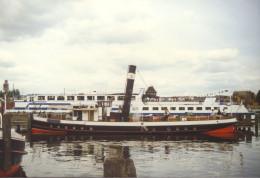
top-left (10, 90), bottom-right (254, 123)
top-left (11, 92), bottom-right (254, 116)
top-left (31, 65), bottom-right (238, 135)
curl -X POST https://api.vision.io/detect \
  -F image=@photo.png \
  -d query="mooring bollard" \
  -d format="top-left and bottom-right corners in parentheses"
top-left (3, 113), bottom-right (11, 170)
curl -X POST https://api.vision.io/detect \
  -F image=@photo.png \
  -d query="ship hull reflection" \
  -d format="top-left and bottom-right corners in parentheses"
top-left (30, 132), bottom-right (242, 143)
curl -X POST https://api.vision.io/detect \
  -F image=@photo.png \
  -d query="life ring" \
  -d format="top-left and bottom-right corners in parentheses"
top-left (90, 127), bottom-right (93, 130)
top-left (193, 127), bottom-right (196, 131)
top-left (184, 127), bottom-right (188, 130)
top-left (57, 125), bottom-right (60, 129)
top-left (167, 127), bottom-right (171, 131)
top-left (176, 127), bottom-right (179, 130)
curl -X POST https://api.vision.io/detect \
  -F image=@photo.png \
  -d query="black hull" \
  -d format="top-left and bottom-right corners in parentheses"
top-left (32, 118), bottom-right (237, 135)
top-left (0, 138), bottom-right (25, 153)
top-left (0, 138), bottom-right (26, 177)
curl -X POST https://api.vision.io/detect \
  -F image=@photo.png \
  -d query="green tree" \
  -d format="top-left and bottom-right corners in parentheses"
top-left (0, 89), bottom-right (21, 100)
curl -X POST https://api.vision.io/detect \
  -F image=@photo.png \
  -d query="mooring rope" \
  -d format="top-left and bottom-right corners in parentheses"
top-left (137, 69), bottom-right (148, 88)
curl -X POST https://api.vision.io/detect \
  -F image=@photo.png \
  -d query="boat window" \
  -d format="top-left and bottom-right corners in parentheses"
top-left (47, 96), bottom-right (55, 100)
top-left (170, 107), bottom-right (176, 110)
top-left (87, 96), bottom-right (94, 100)
top-left (196, 107), bottom-right (202, 110)
top-left (108, 96), bottom-right (115, 101)
top-left (161, 107), bottom-right (168, 110)
top-left (118, 96), bottom-right (125, 100)
top-left (205, 107), bottom-right (211, 110)
top-left (214, 107), bottom-right (220, 110)
top-left (224, 107), bottom-right (228, 110)
top-left (77, 96), bottom-right (84, 101)
top-left (179, 107), bottom-right (185, 110)
top-left (188, 107), bottom-right (193, 110)
top-left (57, 96), bottom-right (65, 100)
top-left (131, 96), bottom-right (136, 100)
top-left (143, 107), bottom-right (149, 110)
top-left (67, 96), bottom-right (75, 101)
top-left (38, 96), bottom-right (45, 100)
top-left (153, 107), bottom-right (159, 110)
top-left (97, 96), bottom-right (105, 100)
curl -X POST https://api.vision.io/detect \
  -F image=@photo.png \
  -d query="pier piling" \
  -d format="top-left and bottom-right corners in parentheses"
top-left (104, 145), bottom-right (136, 177)
top-left (236, 114), bottom-right (254, 131)
top-left (2, 113), bottom-right (11, 170)
top-left (255, 114), bottom-right (259, 137)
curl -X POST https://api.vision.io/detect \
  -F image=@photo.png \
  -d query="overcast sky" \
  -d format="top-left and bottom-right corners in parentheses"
top-left (0, 0), bottom-right (259, 96)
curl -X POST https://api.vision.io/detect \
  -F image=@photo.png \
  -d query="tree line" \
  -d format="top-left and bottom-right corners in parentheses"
top-left (0, 89), bottom-right (21, 100)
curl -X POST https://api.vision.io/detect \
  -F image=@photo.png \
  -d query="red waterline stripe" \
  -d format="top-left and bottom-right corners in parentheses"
top-left (0, 137), bottom-right (25, 141)
top-left (11, 150), bottom-right (28, 154)
top-left (202, 125), bottom-right (235, 134)
top-left (31, 128), bottom-right (67, 135)
top-left (0, 163), bottom-right (21, 177)
top-left (10, 137), bottom-right (25, 141)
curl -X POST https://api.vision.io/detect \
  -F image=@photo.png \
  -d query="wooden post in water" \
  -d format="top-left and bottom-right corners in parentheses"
top-left (104, 146), bottom-right (125, 177)
top-left (122, 65), bottom-right (136, 122)
top-left (2, 113), bottom-right (11, 170)
top-left (103, 145), bottom-right (136, 177)
top-left (255, 114), bottom-right (259, 137)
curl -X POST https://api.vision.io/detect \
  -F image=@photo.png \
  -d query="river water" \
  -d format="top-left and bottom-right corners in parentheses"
top-left (14, 122), bottom-right (260, 177)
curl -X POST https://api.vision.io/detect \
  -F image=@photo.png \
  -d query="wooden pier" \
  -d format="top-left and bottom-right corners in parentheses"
top-left (236, 114), bottom-right (255, 131)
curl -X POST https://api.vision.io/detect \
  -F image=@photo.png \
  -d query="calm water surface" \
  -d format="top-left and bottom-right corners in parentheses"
top-left (18, 123), bottom-right (260, 177)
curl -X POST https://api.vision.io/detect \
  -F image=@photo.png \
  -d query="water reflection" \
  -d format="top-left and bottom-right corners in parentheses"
top-left (30, 133), bottom-right (241, 143)
top-left (23, 131), bottom-right (257, 177)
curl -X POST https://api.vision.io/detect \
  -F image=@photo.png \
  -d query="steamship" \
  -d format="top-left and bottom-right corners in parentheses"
top-left (31, 65), bottom-right (238, 135)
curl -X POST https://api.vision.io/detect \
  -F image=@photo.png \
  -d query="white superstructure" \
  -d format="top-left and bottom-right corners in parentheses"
top-left (10, 89), bottom-right (254, 117)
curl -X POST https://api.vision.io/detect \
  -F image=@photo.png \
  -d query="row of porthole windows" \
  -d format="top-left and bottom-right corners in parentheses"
top-left (149, 127), bottom-right (197, 131)
top-left (142, 107), bottom-right (228, 111)
top-left (50, 124), bottom-right (197, 131)
top-left (50, 124), bottom-right (93, 130)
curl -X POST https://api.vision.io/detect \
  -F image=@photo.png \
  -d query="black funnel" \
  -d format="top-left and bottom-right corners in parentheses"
top-left (122, 65), bottom-right (136, 122)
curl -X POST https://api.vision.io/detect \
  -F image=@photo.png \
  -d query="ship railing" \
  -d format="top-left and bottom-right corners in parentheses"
top-left (130, 114), bottom-right (232, 122)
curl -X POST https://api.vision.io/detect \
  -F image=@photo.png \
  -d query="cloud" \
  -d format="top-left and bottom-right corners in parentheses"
top-left (0, 50), bottom-right (15, 68)
top-left (0, 1), bottom-right (69, 41)
top-left (0, 0), bottom-right (259, 96)
top-left (0, 0), bottom-right (154, 44)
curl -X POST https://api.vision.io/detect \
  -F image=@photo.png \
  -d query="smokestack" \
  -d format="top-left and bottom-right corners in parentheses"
top-left (122, 65), bottom-right (136, 122)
